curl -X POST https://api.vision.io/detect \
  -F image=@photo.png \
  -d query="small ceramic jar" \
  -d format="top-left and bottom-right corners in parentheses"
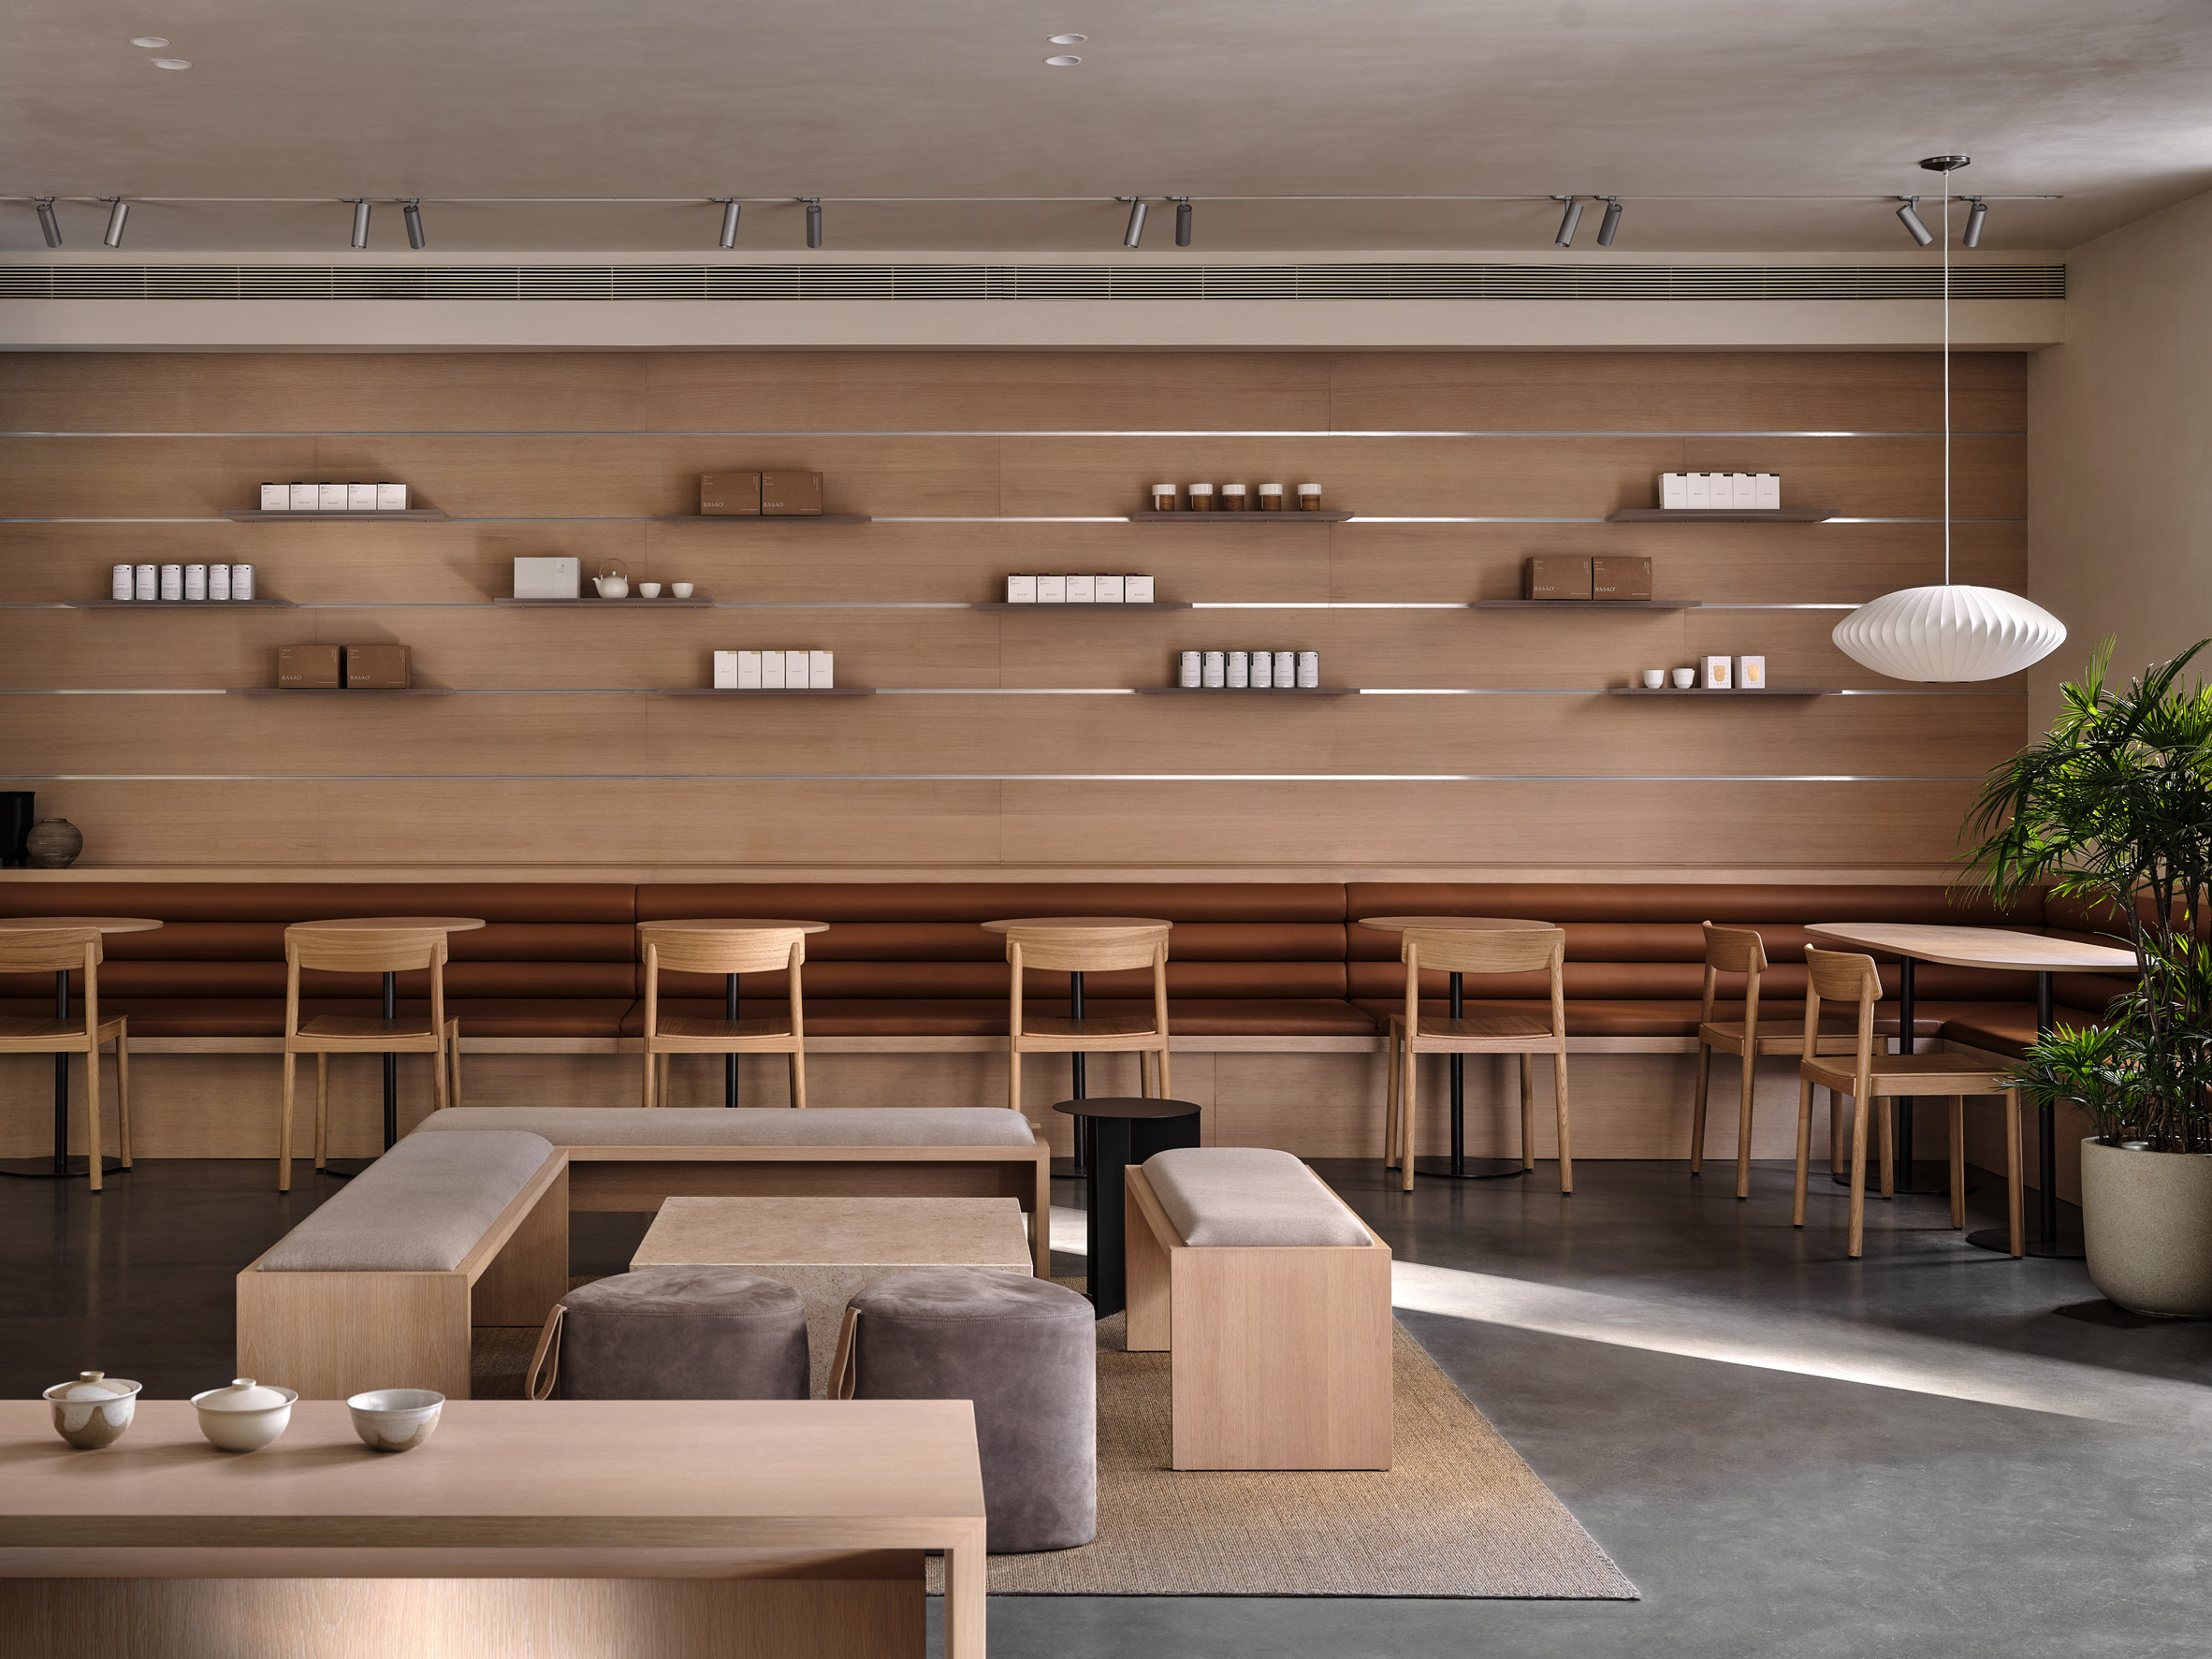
top-left (44, 1371), bottom-right (142, 1449)
top-left (191, 1377), bottom-right (298, 1452)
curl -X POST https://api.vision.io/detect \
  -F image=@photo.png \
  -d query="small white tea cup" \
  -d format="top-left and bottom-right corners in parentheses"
top-left (1671, 667), bottom-right (1696, 689)
top-left (638, 583), bottom-right (662, 599)
top-left (671, 582), bottom-right (694, 599)
top-left (1641, 670), bottom-right (1666, 689)
top-left (347, 1388), bottom-right (445, 1453)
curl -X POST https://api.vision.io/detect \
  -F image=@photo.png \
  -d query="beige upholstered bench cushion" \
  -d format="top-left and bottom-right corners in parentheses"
top-left (257, 1130), bottom-right (557, 1273)
top-left (413, 1105), bottom-right (1038, 1148)
top-left (1142, 1146), bottom-right (1374, 1248)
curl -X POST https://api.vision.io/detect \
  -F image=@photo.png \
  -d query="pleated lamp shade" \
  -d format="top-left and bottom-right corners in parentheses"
top-left (1831, 584), bottom-right (2066, 683)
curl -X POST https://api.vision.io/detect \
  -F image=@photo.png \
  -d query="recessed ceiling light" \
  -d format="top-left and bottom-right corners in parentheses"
top-left (1047, 34), bottom-right (1086, 45)
top-left (130, 36), bottom-right (169, 47)
top-left (152, 57), bottom-right (191, 68)
top-left (1045, 54), bottom-right (1082, 65)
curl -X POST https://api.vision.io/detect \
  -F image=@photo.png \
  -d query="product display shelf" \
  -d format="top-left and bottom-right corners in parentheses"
top-left (653, 514), bottom-right (874, 524)
top-left (653, 687), bottom-right (877, 697)
top-left (971, 601), bottom-right (1195, 611)
top-left (1473, 600), bottom-right (1703, 610)
top-left (1605, 508), bottom-right (1835, 523)
top-left (1607, 687), bottom-right (1837, 697)
top-left (494, 595), bottom-right (716, 608)
top-left (1135, 685), bottom-right (1360, 698)
top-left (221, 509), bottom-right (449, 521)
top-left (226, 686), bottom-right (456, 696)
top-left (67, 598), bottom-right (297, 609)
top-left (1122, 510), bottom-right (1354, 524)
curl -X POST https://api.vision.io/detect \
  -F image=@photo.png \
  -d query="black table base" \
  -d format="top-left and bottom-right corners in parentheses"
top-left (0, 1155), bottom-right (124, 1180)
top-left (1052, 1096), bottom-right (1201, 1317)
top-left (1411, 970), bottom-right (1530, 1183)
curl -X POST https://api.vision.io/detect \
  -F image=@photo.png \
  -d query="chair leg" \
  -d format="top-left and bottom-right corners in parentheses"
top-left (430, 1027), bottom-right (450, 1117)
top-left (278, 1051), bottom-right (297, 1193)
top-left (313, 1053), bottom-right (328, 1170)
top-left (1157, 1042), bottom-right (1171, 1100)
top-left (2005, 1090), bottom-right (2024, 1258)
top-left (445, 1017), bottom-right (462, 1109)
top-left (1383, 1026), bottom-right (1401, 1171)
top-left (1400, 1037), bottom-right (1419, 1193)
top-left (1948, 1097), bottom-right (1966, 1229)
top-left (1878, 1099), bottom-right (1896, 1201)
top-left (1792, 1077), bottom-right (1814, 1227)
top-left (659, 1052), bottom-right (671, 1108)
top-left (790, 1048), bottom-right (807, 1110)
top-left (1008, 1041), bottom-right (1022, 1116)
top-left (1521, 1053), bottom-right (1536, 1172)
top-left (1734, 1047), bottom-right (1757, 1200)
top-left (115, 1025), bottom-right (132, 1168)
top-left (84, 1046), bottom-right (103, 1194)
top-left (1690, 1038), bottom-right (1711, 1173)
top-left (1553, 1053), bottom-right (1574, 1195)
top-left (1829, 1088), bottom-right (1845, 1180)
top-left (641, 1040), bottom-right (656, 1109)
top-left (1847, 1092), bottom-right (1870, 1259)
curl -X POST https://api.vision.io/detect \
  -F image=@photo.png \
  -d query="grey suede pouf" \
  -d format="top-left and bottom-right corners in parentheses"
top-left (840, 1267), bottom-right (1096, 1552)
top-left (529, 1266), bottom-right (808, 1401)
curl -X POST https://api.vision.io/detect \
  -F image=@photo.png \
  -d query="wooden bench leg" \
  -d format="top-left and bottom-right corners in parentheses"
top-left (1124, 1171), bottom-right (1171, 1352)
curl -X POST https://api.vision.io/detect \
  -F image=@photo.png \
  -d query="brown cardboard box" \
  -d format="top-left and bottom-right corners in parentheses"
top-left (699, 472), bottom-right (761, 517)
top-left (1523, 557), bottom-right (1594, 600)
top-left (1590, 556), bottom-right (1652, 600)
top-left (761, 471), bottom-right (824, 517)
top-left (343, 644), bottom-right (412, 689)
top-left (276, 644), bottom-right (342, 689)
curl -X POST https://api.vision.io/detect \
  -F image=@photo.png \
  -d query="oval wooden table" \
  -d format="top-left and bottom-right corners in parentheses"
top-left (1806, 921), bottom-right (2138, 1259)
top-left (0, 916), bottom-right (163, 1183)
top-left (1356, 917), bottom-right (1553, 1182)
top-left (636, 919), bottom-right (829, 1107)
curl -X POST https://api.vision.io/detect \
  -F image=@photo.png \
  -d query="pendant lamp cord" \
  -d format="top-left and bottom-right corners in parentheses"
top-left (1942, 185), bottom-right (1952, 585)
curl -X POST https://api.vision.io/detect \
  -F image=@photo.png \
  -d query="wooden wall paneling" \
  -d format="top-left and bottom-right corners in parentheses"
top-left (0, 611), bottom-right (310, 690)
top-left (1671, 435), bottom-right (2023, 519)
top-left (0, 437), bottom-right (330, 517)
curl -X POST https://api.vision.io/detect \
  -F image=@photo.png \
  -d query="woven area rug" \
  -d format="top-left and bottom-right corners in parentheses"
top-left (476, 1286), bottom-right (1633, 1600)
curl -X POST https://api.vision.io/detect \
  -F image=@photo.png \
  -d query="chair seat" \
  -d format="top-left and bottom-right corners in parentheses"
top-left (648, 1013), bottom-right (795, 1041)
top-left (0, 1013), bottom-right (125, 1046)
top-left (1700, 1019), bottom-right (1860, 1056)
top-left (1802, 1051), bottom-right (2013, 1096)
top-left (1391, 1009), bottom-right (1556, 1042)
top-left (1019, 1012), bottom-right (1162, 1041)
top-left (294, 1012), bottom-right (445, 1046)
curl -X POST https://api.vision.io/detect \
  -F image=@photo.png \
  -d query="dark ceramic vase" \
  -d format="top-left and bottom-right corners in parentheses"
top-left (25, 818), bottom-right (82, 869)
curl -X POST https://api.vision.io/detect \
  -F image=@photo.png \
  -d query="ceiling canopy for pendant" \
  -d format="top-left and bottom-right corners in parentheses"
top-left (1831, 584), bottom-right (2066, 682)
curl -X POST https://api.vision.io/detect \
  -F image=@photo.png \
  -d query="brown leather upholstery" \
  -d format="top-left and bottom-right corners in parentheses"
top-left (1936, 1002), bottom-right (2110, 1060)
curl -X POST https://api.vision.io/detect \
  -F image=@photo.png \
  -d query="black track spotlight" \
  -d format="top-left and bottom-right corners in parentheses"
top-left (34, 197), bottom-right (61, 248)
top-left (1120, 196), bottom-right (1147, 248)
top-left (1896, 196), bottom-right (1933, 246)
top-left (1596, 196), bottom-right (1623, 247)
top-left (402, 198), bottom-right (426, 249)
top-left (715, 197), bottom-right (741, 249)
top-left (804, 197), bottom-right (822, 248)
top-left (349, 198), bottom-right (371, 249)
top-left (101, 197), bottom-right (128, 248)
top-left (1962, 196), bottom-right (1987, 249)
top-left (1552, 195), bottom-right (1582, 248)
top-left (1173, 196), bottom-right (1192, 248)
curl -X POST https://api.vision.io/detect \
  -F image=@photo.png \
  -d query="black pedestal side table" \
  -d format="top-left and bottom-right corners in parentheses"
top-left (1050, 1096), bottom-right (1201, 1317)
top-left (0, 914), bottom-right (161, 1181)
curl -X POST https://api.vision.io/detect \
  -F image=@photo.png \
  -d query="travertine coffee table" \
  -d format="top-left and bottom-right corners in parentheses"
top-left (633, 1196), bottom-right (1036, 1396)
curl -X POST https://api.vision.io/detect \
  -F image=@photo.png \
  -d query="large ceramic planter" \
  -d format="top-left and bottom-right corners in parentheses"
top-left (2079, 1137), bottom-right (2212, 1318)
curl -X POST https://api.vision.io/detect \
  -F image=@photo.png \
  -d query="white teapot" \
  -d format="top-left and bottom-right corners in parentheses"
top-left (590, 560), bottom-right (630, 600)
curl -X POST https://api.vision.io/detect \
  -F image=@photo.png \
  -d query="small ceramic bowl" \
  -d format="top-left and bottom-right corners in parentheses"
top-left (670, 582), bottom-right (693, 599)
top-left (44, 1371), bottom-right (142, 1449)
top-left (190, 1377), bottom-right (298, 1452)
top-left (346, 1389), bottom-right (444, 1453)
top-left (637, 582), bottom-right (662, 599)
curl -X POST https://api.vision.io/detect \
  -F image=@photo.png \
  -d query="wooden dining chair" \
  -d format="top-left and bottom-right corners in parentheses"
top-left (1793, 945), bottom-right (2025, 1259)
top-left (280, 924), bottom-right (459, 1192)
top-left (1690, 922), bottom-right (1860, 1199)
top-left (1002, 921), bottom-right (1172, 1119)
top-left (638, 923), bottom-right (810, 1109)
top-left (1385, 926), bottom-right (1574, 1195)
top-left (0, 926), bottom-right (129, 1191)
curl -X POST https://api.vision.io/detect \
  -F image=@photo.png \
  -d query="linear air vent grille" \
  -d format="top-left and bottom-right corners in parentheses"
top-left (0, 262), bottom-right (2066, 302)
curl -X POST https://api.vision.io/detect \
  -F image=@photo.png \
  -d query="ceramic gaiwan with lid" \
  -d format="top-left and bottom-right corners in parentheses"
top-left (190, 1377), bottom-right (298, 1451)
top-left (44, 1370), bottom-right (142, 1449)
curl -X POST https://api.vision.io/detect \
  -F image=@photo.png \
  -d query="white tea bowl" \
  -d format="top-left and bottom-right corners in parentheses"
top-left (1640, 669), bottom-right (1666, 689)
top-left (670, 583), bottom-right (694, 599)
top-left (191, 1377), bottom-right (298, 1452)
top-left (637, 583), bottom-right (662, 599)
top-left (346, 1389), bottom-right (445, 1454)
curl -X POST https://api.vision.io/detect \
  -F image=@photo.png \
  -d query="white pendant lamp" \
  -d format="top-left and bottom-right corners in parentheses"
top-left (1831, 156), bottom-right (2064, 683)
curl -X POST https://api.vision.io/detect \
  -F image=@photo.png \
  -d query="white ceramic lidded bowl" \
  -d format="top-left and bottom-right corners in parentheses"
top-left (346, 1389), bottom-right (445, 1453)
top-left (190, 1377), bottom-right (298, 1451)
top-left (44, 1371), bottom-right (142, 1449)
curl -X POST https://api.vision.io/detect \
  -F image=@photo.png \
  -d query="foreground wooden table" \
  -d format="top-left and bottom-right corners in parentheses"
top-left (0, 1399), bottom-right (986, 1659)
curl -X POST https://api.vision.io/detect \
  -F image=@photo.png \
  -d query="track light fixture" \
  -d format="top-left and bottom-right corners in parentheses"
top-left (1596, 196), bottom-right (1623, 247)
top-left (1896, 196), bottom-right (1932, 246)
top-left (401, 198), bottom-right (426, 248)
top-left (804, 197), bottom-right (822, 248)
top-left (1552, 195), bottom-right (1583, 248)
top-left (101, 197), bottom-right (129, 247)
top-left (34, 197), bottom-right (60, 247)
top-left (1173, 196), bottom-right (1192, 248)
top-left (348, 198), bottom-right (371, 249)
top-left (714, 197), bottom-right (741, 249)
top-left (1119, 196), bottom-right (1147, 247)
top-left (1962, 196), bottom-right (1987, 248)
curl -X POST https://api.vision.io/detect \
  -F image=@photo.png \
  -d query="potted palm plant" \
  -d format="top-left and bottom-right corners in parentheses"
top-left (1964, 640), bottom-right (2212, 1317)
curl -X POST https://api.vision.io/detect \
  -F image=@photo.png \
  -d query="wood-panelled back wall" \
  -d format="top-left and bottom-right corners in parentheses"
top-left (0, 349), bottom-right (2027, 879)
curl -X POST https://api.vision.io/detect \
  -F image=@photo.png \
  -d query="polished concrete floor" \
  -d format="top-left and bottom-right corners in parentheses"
top-left (7, 1156), bottom-right (2210, 1658)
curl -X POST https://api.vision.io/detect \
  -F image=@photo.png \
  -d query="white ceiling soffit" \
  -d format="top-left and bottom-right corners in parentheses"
top-left (5, 0), bottom-right (2206, 255)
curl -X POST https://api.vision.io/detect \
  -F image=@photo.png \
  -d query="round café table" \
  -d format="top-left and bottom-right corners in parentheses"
top-left (636, 919), bottom-right (828, 1107)
top-left (1050, 1095), bottom-right (1201, 1317)
top-left (1357, 916), bottom-right (1552, 1182)
top-left (0, 915), bottom-right (163, 1182)
top-left (306, 917), bottom-right (485, 1173)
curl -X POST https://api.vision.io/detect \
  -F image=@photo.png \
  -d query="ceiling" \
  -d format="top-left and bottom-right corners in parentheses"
top-left (4, 0), bottom-right (2207, 255)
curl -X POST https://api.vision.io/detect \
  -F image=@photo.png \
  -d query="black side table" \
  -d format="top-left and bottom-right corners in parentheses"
top-left (1051, 1096), bottom-right (1201, 1317)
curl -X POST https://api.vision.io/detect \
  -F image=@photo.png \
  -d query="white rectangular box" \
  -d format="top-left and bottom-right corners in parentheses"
top-left (1125, 575), bottom-right (1155, 604)
top-left (1755, 473), bottom-right (1781, 509)
top-left (1685, 473), bottom-right (1712, 509)
top-left (1701, 654), bottom-right (1733, 689)
top-left (1006, 575), bottom-right (1037, 604)
top-left (317, 483), bottom-right (348, 511)
top-left (287, 483), bottom-right (317, 511)
top-left (375, 483), bottom-right (408, 511)
top-left (1036, 575), bottom-right (1067, 604)
top-left (761, 650), bottom-right (785, 689)
top-left (1065, 575), bottom-right (1096, 604)
top-left (1095, 575), bottom-right (1126, 604)
top-left (346, 483), bottom-right (377, 511)
top-left (737, 650), bottom-right (762, 689)
top-left (1730, 473), bottom-right (1758, 509)
top-left (259, 484), bottom-right (287, 512)
top-left (809, 650), bottom-right (834, 689)
top-left (512, 556), bottom-right (581, 599)
top-left (1735, 654), bottom-right (1767, 690)
top-left (783, 649), bottom-right (809, 689)
top-left (713, 650), bottom-right (738, 689)
top-left (1660, 473), bottom-right (1687, 510)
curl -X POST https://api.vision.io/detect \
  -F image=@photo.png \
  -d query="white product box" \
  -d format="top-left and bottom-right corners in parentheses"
top-left (1730, 473), bottom-right (1758, 509)
top-left (1095, 575), bottom-right (1126, 604)
top-left (159, 564), bottom-right (182, 602)
top-left (1065, 575), bottom-right (1096, 604)
top-left (809, 650), bottom-right (834, 689)
top-left (1227, 650), bottom-right (1250, 689)
top-left (110, 564), bottom-right (133, 601)
top-left (209, 562), bottom-right (231, 601)
top-left (317, 483), bottom-right (348, 511)
top-left (737, 650), bottom-right (762, 689)
top-left (512, 557), bottom-right (581, 600)
top-left (1755, 473), bottom-right (1781, 509)
top-left (762, 650), bottom-right (786, 689)
top-left (230, 563), bottom-right (254, 601)
top-left (1250, 650), bottom-right (1273, 689)
top-left (783, 649), bottom-right (809, 689)
top-left (1685, 473), bottom-right (1712, 509)
top-left (1701, 654), bottom-right (1733, 689)
top-left (1036, 575), bottom-right (1067, 604)
top-left (376, 483), bottom-right (408, 511)
top-left (1735, 654), bottom-right (1767, 690)
top-left (346, 483), bottom-right (377, 511)
top-left (184, 563), bottom-right (207, 602)
top-left (713, 650), bottom-right (738, 689)
top-left (1179, 651), bottom-right (1201, 688)
top-left (1660, 473), bottom-right (1688, 509)
top-left (259, 484), bottom-right (287, 512)
top-left (1202, 651), bottom-right (1226, 689)
top-left (133, 564), bottom-right (157, 602)
top-left (1298, 650), bottom-right (1321, 689)
top-left (1125, 575), bottom-right (1155, 604)
top-left (1273, 650), bottom-right (1296, 687)
top-left (1006, 575), bottom-right (1038, 604)
top-left (288, 483), bottom-right (317, 511)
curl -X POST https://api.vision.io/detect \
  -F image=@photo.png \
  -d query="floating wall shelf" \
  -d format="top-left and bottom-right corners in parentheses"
top-left (1605, 508), bottom-right (1834, 524)
top-left (227, 686), bottom-right (455, 697)
top-left (1135, 686), bottom-right (1359, 698)
top-left (971, 601), bottom-right (1194, 612)
top-left (494, 595), bottom-right (716, 609)
top-left (653, 514), bottom-right (874, 525)
top-left (654, 687), bottom-right (877, 698)
top-left (1123, 511), bottom-right (1353, 524)
top-left (67, 598), bottom-right (297, 610)
top-left (221, 509), bottom-right (449, 522)
top-left (1608, 687), bottom-right (1836, 698)
top-left (1473, 600), bottom-right (1703, 611)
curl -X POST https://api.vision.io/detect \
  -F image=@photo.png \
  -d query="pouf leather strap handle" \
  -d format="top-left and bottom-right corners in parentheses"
top-left (525, 1302), bottom-right (566, 1402)
top-left (829, 1306), bottom-right (860, 1401)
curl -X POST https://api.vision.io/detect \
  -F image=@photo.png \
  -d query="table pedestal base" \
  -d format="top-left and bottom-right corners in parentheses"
top-left (1409, 1156), bottom-right (1527, 1182)
top-left (1966, 1225), bottom-right (2085, 1260)
top-left (0, 1157), bottom-right (124, 1181)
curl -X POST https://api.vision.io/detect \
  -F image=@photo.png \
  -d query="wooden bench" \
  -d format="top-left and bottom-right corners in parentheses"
top-left (411, 1105), bottom-right (1054, 1273)
top-left (1124, 1146), bottom-right (1392, 1471)
top-left (237, 1129), bottom-right (569, 1400)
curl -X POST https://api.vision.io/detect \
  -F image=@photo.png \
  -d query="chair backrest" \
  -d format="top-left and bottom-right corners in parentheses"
top-left (998, 920), bottom-right (1171, 973)
top-left (1801, 945), bottom-right (1879, 1065)
top-left (1400, 925), bottom-right (1563, 978)
top-left (639, 923), bottom-right (812, 979)
top-left (1700, 922), bottom-right (1768, 1026)
top-left (285, 924), bottom-right (447, 976)
top-left (0, 926), bottom-right (104, 976)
